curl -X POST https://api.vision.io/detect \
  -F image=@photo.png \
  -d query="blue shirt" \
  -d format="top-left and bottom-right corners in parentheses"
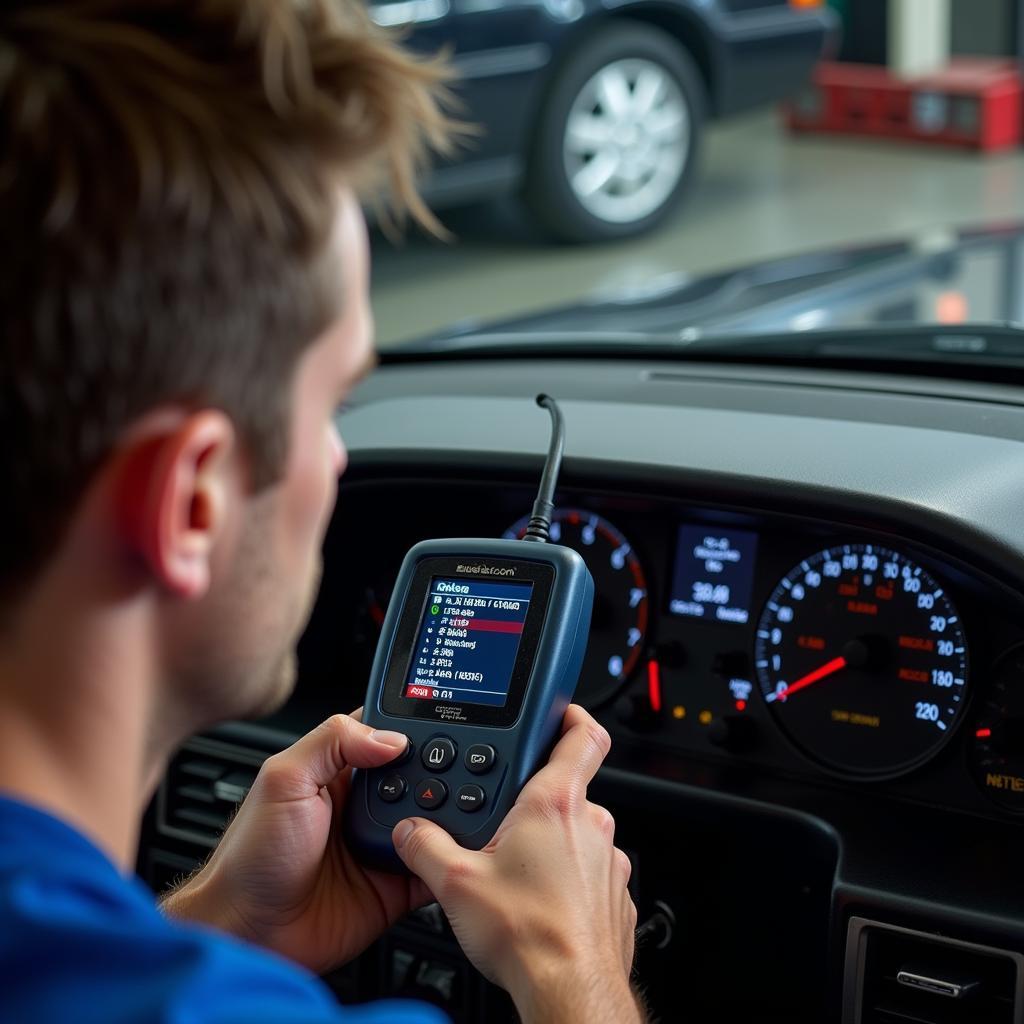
top-left (0, 795), bottom-right (448, 1023)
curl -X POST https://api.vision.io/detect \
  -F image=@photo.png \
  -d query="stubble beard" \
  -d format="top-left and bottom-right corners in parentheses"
top-left (238, 553), bottom-right (323, 722)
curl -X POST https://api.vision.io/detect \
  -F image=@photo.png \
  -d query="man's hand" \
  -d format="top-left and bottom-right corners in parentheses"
top-left (161, 712), bottom-right (431, 974)
top-left (392, 704), bottom-right (643, 1024)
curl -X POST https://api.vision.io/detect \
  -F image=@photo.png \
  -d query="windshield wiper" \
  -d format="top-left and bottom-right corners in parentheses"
top-left (390, 322), bottom-right (1024, 363)
top-left (392, 328), bottom-right (689, 355)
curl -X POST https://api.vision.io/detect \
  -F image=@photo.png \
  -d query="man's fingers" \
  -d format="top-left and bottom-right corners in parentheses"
top-left (258, 713), bottom-right (407, 797)
top-left (549, 705), bottom-right (611, 780)
top-left (392, 817), bottom-right (474, 898)
top-left (518, 704), bottom-right (610, 808)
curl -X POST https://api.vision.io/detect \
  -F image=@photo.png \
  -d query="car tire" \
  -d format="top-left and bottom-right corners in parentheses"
top-left (525, 21), bottom-right (706, 244)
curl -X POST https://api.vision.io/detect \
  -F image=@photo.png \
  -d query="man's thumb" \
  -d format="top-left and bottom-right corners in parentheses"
top-left (392, 817), bottom-right (464, 892)
top-left (257, 715), bottom-right (408, 798)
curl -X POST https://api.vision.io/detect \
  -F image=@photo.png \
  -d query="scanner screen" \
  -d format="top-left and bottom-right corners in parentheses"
top-left (404, 577), bottom-right (535, 708)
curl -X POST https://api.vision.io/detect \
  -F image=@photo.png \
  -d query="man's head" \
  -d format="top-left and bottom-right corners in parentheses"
top-left (0, 1), bottom-right (451, 732)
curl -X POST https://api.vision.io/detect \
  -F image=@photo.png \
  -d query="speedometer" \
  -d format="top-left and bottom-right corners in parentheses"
top-left (754, 544), bottom-right (969, 777)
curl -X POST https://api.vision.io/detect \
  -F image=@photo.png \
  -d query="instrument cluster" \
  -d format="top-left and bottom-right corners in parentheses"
top-left (286, 476), bottom-right (1024, 823)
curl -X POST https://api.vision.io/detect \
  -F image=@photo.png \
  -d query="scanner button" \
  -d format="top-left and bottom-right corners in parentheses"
top-left (456, 785), bottom-right (486, 813)
top-left (414, 778), bottom-right (448, 810)
top-left (377, 774), bottom-right (406, 803)
top-left (421, 738), bottom-right (456, 772)
top-left (465, 744), bottom-right (496, 775)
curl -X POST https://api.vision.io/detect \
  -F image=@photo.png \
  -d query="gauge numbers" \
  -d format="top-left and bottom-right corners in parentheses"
top-left (505, 509), bottom-right (648, 707)
top-left (754, 544), bottom-right (968, 777)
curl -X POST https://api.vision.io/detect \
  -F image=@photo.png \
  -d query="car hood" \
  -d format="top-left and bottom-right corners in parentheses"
top-left (398, 223), bottom-right (1024, 351)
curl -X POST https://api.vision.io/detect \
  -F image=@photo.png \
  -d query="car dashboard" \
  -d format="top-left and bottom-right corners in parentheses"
top-left (142, 354), bottom-right (1024, 1024)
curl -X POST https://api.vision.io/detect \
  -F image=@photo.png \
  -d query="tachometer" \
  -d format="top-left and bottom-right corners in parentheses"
top-left (505, 509), bottom-right (648, 707)
top-left (754, 544), bottom-right (969, 777)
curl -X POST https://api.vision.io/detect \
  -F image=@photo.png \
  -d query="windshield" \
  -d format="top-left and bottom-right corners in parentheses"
top-left (369, 1), bottom-right (1024, 361)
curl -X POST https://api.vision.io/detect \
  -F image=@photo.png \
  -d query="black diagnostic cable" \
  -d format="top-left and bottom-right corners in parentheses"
top-left (523, 394), bottom-right (564, 544)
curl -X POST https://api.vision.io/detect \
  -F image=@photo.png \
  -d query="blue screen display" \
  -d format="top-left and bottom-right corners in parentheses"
top-left (405, 577), bottom-right (535, 707)
top-left (669, 525), bottom-right (759, 625)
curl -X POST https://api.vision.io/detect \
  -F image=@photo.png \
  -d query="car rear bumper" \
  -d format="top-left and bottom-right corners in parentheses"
top-left (711, 5), bottom-right (838, 118)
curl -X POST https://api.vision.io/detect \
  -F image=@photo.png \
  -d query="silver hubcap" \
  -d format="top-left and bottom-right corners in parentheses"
top-left (563, 58), bottom-right (690, 225)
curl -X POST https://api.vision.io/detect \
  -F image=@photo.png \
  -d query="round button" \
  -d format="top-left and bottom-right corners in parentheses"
top-left (455, 784), bottom-right (486, 813)
top-left (421, 737), bottom-right (456, 773)
top-left (377, 774), bottom-right (406, 803)
top-left (414, 778), bottom-right (448, 810)
top-left (465, 744), bottom-right (496, 775)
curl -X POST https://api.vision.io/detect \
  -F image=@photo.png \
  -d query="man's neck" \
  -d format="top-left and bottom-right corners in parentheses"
top-left (0, 586), bottom-right (162, 871)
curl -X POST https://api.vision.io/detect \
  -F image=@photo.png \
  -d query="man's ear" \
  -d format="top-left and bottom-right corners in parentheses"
top-left (115, 410), bottom-right (238, 599)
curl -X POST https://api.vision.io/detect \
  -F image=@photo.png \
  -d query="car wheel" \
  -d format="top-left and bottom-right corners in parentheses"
top-left (525, 22), bottom-right (705, 244)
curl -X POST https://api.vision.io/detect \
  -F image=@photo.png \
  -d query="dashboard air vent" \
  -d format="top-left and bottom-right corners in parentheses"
top-left (158, 736), bottom-right (267, 849)
top-left (845, 918), bottom-right (1022, 1024)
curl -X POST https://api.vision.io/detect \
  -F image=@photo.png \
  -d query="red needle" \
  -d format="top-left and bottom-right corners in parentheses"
top-left (647, 659), bottom-right (662, 713)
top-left (777, 655), bottom-right (848, 701)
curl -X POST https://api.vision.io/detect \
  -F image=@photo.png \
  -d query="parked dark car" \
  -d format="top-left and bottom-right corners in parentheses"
top-left (370, 0), bottom-right (835, 242)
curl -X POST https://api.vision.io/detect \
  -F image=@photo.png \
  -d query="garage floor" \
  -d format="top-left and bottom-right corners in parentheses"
top-left (370, 110), bottom-right (1024, 347)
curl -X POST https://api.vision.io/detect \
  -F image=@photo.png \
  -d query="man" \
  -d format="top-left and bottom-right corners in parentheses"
top-left (0, 2), bottom-right (643, 1022)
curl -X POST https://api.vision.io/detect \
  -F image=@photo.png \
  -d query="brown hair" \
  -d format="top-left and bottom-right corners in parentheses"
top-left (0, 0), bottom-right (454, 602)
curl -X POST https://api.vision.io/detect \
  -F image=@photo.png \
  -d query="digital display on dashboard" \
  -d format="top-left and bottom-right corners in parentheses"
top-left (404, 577), bottom-right (535, 707)
top-left (669, 525), bottom-right (759, 624)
